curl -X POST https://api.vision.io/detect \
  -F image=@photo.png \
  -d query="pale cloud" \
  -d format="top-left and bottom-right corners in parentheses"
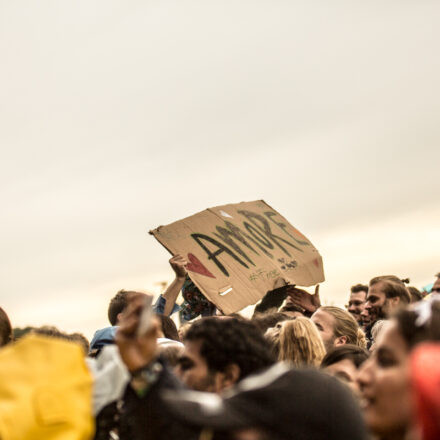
top-left (316, 203), bottom-right (440, 306)
top-left (0, 1), bottom-right (439, 337)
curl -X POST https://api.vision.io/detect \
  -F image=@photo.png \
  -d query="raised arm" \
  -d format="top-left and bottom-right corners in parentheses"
top-left (162, 254), bottom-right (188, 316)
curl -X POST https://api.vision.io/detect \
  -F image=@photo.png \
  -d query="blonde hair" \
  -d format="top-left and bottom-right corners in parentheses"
top-left (278, 317), bottom-right (326, 367)
top-left (320, 306), bottom-right (367, 349)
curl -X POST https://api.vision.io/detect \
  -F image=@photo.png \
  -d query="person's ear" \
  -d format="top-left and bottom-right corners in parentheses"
top-left (223, 363), bottom-right (241, 388)
top-left (214, 364), bottom-right (241, 392)
top-left (334, 335), bottom-right (348, 346)
top-left (116, 312), bottom-right (124, 325)
top-left (389, 297), bottom-right (400, 309)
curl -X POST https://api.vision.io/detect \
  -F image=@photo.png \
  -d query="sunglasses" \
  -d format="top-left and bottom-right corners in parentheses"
top-left (432, 288), bottom-right (440, 293)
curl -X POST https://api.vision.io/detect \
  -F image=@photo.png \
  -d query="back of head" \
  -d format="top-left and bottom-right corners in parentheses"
top-left (394, 298), bottom-right (440, 349)
top-left (369, 275), bottom-right (411, 305)
top-left (184, 317), bottom-right (274, 380)
top-left (31, 325), bottom-right (69, 340)
top-left (108, 290), bottom-right (129, 326)
top-left (408, 286), bottom-right (423, 303)
top-left (278, 317), bottom-right (326, 367)
top-left (321, 344), bottom-right (369, 369)
top-left (158, 343), bottom-right (184, 367)
top-left (320, 306), bottom-right (367, 349)
top-left (0, 307), bottom-right (13, 347)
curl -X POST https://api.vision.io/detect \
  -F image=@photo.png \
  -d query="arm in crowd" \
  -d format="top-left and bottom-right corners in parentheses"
top-left (162, 255), bottom-right (187, 316)
top-left (114, 294), bottom-right (199, 440)
top-left (154, 254), bottom-right (188, 316)
top-left (285, 284), bottom-right (321, 316)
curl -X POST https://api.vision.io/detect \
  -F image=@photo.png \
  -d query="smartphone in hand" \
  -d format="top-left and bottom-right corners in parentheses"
top-left (137, 295), bottom-right (154, 337)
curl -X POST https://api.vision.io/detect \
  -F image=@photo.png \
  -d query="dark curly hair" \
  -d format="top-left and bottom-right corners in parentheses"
top-left (184, 317), bottom-right (275, 380)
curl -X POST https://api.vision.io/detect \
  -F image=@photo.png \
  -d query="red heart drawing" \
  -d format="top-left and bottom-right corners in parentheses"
top-left (313, 258), bottom-right (320, 268)
top-left (186, 253), bottom-right (216, 278)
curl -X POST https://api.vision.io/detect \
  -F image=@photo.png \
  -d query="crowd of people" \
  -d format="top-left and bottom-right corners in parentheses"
top-left (0, 256), bottom-right (439, 440)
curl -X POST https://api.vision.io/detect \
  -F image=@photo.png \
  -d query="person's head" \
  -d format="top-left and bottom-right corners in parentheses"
top-left (365, 276), bottom-right (411, 324)
top-left (432, 272), bottom-right (440, 295)
top-left (357, 298), bottom-right (440, 439)
top-left (31, 325), bottom-right (67, 339)
top-left (175, 317), bottom-right (274, 393)
top-left (311, 306), bottom-right (366, 352)
top-left (407, 286), bottom-right (423, 303)
top-left (157, 340), bottom-right (185, 367)
top-left (347, 284), bottom-right (368, 324)
top-left (30, 326), bottom-right (89, 356)
top-left (108, 290), bottom-right (147, 326)
top-left (278, 317), bottom-right (326, 367)
top-left (321, 344), bottom-right (369, 395)
top-left (0, 307), bottom-right (13, 347)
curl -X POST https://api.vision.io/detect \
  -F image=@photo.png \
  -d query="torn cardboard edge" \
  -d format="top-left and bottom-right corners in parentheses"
top-left (149, 200), bottom-right (324, 314)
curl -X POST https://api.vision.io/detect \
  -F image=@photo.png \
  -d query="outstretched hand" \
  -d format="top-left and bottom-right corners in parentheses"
top-left (286, 285), bottom-right (321, 313)
top-left (115, 295), bottom-right (160, 372)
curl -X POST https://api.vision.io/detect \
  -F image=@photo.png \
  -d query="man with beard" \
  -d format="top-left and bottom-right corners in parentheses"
top-left (311, 306), bottom-right (366, 352)
top-left (163, 362), bottom-right (368, 440)
top-left (364, 275), bottom-right (410, 326)
top-left (346, 284), bottom-right (368, 325)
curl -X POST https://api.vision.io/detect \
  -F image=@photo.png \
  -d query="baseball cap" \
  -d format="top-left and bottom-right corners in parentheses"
top-left (163, 363), bottom-right (368, 440)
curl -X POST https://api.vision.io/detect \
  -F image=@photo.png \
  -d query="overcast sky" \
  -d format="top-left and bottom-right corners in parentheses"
top-left (1, 1), bottom-right (439, 339)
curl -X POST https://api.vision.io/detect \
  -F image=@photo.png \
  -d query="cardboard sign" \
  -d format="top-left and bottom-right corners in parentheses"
top-left (150, 200), bottom-right (324, 314)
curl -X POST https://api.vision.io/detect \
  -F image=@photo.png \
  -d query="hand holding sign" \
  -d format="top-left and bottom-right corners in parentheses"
top-left (162, 254), bottom-right (188, 316)
top-left (169, 254), bottom-right (188, 279)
